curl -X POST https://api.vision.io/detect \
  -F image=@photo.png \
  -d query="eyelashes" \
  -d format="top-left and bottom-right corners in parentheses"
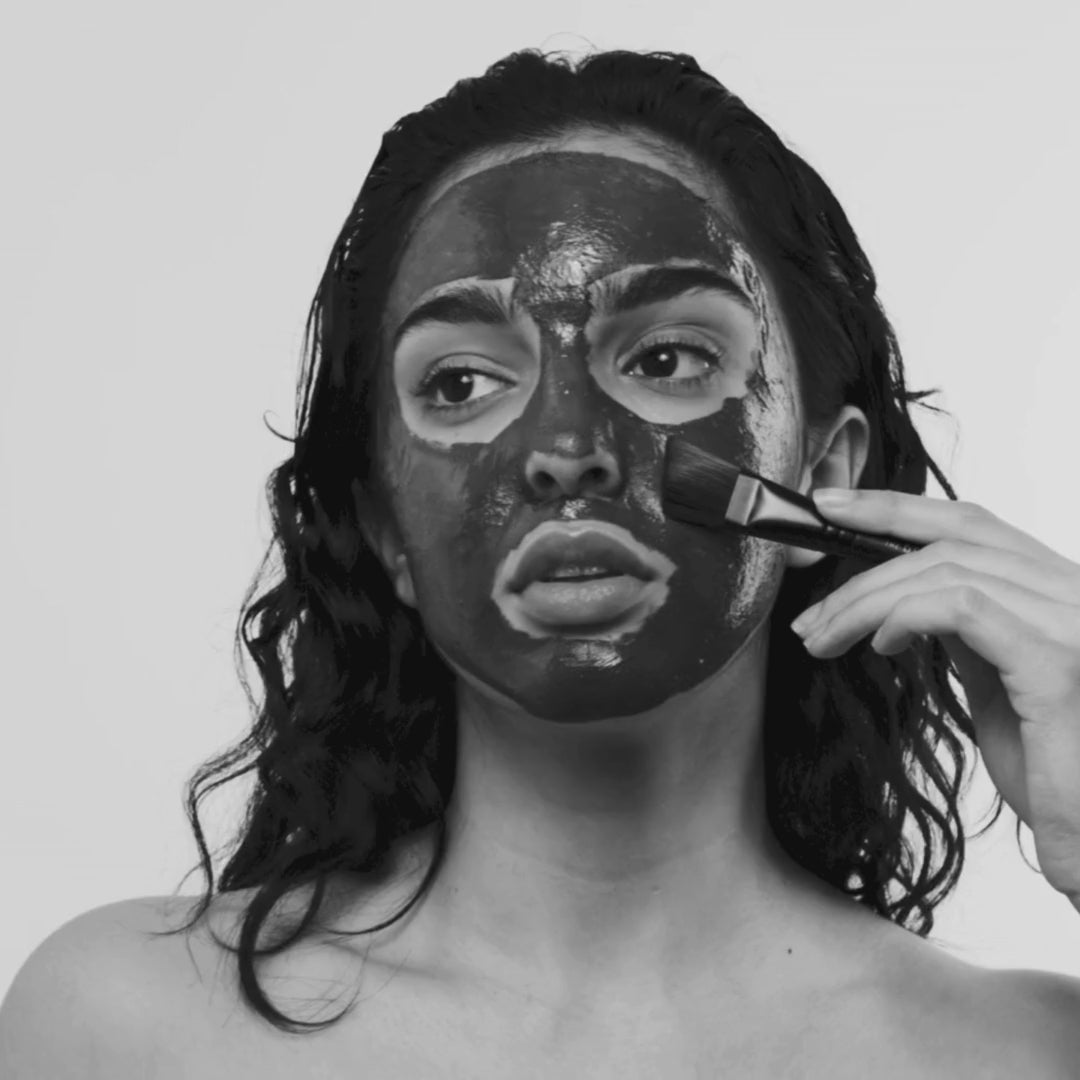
top-left (412, 332), bottom-right (728, 415)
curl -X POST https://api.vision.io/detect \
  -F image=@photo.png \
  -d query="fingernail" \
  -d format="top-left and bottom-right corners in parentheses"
top-left (813, 488), bottom-right (854, 509)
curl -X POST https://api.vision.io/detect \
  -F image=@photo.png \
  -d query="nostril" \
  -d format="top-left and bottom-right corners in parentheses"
top-left (525, 450), bottom-right (621, 499)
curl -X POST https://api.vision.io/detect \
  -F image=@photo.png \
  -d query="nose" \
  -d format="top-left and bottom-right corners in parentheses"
top-left (524, 439), bottom-right (622, 500)
top-left (521, 320), bottom-right (624, 501)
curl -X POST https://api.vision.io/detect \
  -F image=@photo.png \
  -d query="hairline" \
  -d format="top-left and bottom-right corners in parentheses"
top-left (405, 123), bottom-right (741, 243)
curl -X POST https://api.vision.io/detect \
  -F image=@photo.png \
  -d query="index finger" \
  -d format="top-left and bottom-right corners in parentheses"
top-left (814, 488), bottom-right (1076, 570)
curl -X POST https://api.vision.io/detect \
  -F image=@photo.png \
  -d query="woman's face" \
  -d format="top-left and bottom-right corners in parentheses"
top-left (370, 130), bottom-right (806, 722)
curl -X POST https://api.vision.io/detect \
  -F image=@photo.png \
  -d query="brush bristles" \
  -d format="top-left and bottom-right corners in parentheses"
top-left (661, 439), bottom-right (743, 529)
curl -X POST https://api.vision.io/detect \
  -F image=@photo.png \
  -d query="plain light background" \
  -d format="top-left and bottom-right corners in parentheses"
top-left (3, 0), bottom-right (1080, 997)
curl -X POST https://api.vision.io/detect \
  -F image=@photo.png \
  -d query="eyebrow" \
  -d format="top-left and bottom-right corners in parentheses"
top-left (390, 264), bottom-right (756, 353)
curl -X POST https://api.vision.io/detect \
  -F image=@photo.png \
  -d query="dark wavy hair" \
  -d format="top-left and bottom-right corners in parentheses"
top-left (150, 47), bottom-right (1016, 1035)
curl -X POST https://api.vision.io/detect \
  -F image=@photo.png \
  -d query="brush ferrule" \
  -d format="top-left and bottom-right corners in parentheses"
top-left (662, 437), bottom-right (922, 564)
top-left (727, 475), bottom-right (824, 531)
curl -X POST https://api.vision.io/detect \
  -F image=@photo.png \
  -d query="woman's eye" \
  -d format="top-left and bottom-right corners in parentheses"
top-left (414, 335), bottom-right (724, 415)
top-left (620, 336), bottom-right (726, 391)
top-left (416, 365), bottom-right (511, 412)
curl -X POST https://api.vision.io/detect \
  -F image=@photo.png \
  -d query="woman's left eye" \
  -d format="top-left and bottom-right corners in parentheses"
top-left (620, 335), bottom-right (725, 391)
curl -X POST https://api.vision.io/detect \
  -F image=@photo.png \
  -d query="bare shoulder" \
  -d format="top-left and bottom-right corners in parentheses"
top-left (9, 888), bottom-right (1080, 1079)
top-left (107, 894), bottom-right (1080, 1080)
top-left (865, 926), bottom-right (1080, 1078)
top-left (970, 963), bottom-right (1080, 1073)
top-left (0, 889), bottom-right (347, 1079)
top-left (0, 896), bottom-right (200, 1078)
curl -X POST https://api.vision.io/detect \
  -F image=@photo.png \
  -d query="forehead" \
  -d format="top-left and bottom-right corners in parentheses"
top-left (417, 130), bottom-right (727, 221)
top-left (386, 136), bottom-right (753, 326)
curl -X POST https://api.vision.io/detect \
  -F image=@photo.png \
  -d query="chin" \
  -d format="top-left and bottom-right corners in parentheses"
top-left (447, 638), bottom-right (738, 725)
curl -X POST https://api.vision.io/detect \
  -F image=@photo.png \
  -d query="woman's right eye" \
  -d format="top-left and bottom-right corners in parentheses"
top-left (416, 364), bottom-right (513, 412)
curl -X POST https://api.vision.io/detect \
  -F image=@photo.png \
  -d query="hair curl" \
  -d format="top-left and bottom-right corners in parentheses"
top-left (150, 47), bottom-right (1018, 1035)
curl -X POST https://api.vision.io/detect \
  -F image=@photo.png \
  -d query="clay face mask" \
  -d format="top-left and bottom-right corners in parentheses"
top-left (376, 149), bottom-right (803, 722)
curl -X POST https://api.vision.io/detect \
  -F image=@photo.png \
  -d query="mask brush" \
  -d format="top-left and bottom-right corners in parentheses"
top-left (661, 437), bottom-right (924, 564)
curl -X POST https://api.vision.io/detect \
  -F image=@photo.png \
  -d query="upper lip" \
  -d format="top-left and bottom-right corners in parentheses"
top-left (502, 522), bottom-right (662, 595)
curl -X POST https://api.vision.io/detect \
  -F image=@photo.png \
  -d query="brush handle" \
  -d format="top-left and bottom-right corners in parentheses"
top-left (747, 518), bottom-right (922, 563)
top-left (736, 475), bottom-right (924, 564)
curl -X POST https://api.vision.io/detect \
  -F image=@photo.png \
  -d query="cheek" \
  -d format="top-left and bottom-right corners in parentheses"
top-left (382, 418), bottom-right (499, 605)
top-left (670, 313), bottom-right (802, 490)
top-left (658, 252), bottom-right (802, 492)
top-left (738, 297), bottom-right (804, 485)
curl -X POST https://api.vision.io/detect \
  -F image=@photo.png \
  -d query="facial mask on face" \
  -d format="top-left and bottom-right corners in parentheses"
top-left (378, 151), bottom-right (802, 722)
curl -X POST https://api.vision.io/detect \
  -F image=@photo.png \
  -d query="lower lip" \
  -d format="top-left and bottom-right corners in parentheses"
top-left (514, 575), bottom-right (651, 627)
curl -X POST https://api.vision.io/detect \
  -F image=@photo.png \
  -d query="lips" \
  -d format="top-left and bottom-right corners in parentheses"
top-left (502, 523), bottom-right (664, 594)
top-left (494, 522), bottom-right (678, 639)
top-left (492, 520), bottom-right (678, 640)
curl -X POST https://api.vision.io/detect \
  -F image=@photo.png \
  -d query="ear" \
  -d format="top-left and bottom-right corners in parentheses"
top-left (785, 404), bottom-right (871, 570)
top-left (351, 479), bottom-right (418, 609)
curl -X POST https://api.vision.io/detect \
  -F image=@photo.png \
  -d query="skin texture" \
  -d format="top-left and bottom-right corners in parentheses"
top-left (373, 145), bottom-right (829, 722)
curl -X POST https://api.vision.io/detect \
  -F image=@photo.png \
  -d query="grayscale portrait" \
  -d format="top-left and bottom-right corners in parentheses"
top-left (4, 9), bottom-right (1080, 1077)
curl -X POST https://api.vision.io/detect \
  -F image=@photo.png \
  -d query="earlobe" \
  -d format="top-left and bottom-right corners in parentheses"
top-left (393, 553), bottom-right (417, 608)
top-left (362, 524), bottom-right (418, 609)
top-left (360, 520), bottom-right (418, 608)
top-left (353, 477), bottom-right (416, 607)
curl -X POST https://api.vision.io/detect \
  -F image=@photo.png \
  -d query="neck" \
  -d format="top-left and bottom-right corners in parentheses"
top-left (395, 616), bottom-right (875, 1008)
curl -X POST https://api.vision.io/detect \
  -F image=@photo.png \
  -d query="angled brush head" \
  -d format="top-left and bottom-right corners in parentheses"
top-left (662, 436), bottom-right (921, 562)
top-left (661, 438), bottom-right (747, 530)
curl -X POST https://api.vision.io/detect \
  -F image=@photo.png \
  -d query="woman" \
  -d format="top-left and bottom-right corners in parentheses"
top-left (5, 47), bottom-right (1080, 1077)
